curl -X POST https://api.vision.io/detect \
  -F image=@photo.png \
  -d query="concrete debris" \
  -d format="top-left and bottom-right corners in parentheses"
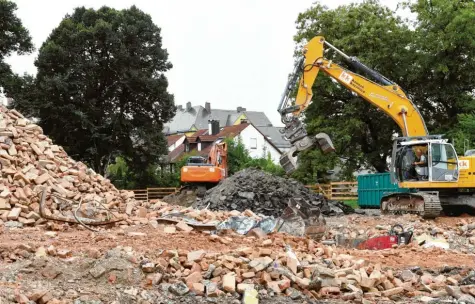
top-left (193, 168), bottom-right (354, 217)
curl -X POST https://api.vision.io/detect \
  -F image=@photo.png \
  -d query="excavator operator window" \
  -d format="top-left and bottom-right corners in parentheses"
top-left (396, 144), bottom-right (428, 182)
top-left (430, 143), bottom-right (458, 181)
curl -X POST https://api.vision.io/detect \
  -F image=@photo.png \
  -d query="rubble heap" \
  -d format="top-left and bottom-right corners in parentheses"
top-left (0, 106), bottom-right (134, 228)
top-left (194, 168), bottom-right (353, 217)
top-left (2, 224), bottom-right (475, 303)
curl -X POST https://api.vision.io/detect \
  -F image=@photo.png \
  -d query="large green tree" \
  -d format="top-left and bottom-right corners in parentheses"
top-left (0, 0), bottom-right (34, 98)
top-left (403, 0), bottom-right (475, 152)
top-left (15, 6), bottom-right (176, 181)
top-left (293, 0), bottom-right (414, 175)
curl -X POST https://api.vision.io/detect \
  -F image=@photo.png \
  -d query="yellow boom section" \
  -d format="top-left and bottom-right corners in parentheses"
top-left (293, 36), bottom-right (428, 137)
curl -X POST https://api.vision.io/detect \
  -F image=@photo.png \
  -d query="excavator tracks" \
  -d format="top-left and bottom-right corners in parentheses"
top-left (380, 192), bottom-right (442, 219)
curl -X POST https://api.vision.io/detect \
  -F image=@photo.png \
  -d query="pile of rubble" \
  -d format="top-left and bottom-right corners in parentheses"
top-left (194, 168), bottom-right (354, 217)
top-left (1, 218), bottom-right (475, 304)
top-left (0, 106), bottom-right (135, 228)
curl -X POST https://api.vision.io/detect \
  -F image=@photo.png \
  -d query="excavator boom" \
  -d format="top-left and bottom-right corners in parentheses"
top-left (278, 36), bottom-right (428, 174)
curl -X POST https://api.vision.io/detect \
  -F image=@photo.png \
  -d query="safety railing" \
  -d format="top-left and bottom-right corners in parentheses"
top-left (306, 182), bottom-right (358, 200)
top-left (131, 187), bottom-right (180, 202)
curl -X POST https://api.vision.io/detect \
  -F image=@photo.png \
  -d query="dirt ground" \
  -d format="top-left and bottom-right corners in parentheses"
top-left (0, 212), bottom-right (474, 303)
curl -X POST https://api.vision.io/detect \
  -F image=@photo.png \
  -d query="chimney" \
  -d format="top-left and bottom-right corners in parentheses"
top-left (208, 120), bottom-right (220, 135)
top-left (186, 102), bottom-right (192, 111)
top-left (237, 106), bottom-right (247, 113)
top-left (205, 102), bottom-right (211, 113)
top-left (177, 105), bottom-right (183, 111)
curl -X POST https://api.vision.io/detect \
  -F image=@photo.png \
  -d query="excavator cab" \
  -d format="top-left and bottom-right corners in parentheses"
top-left (391, 137), bottom-right (459, 184)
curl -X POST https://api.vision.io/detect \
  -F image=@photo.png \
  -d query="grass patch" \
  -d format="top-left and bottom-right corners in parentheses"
top-left (342, 200), bottom-right (359, 209)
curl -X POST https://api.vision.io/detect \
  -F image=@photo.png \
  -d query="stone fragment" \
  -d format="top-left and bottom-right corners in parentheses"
top-left (223, 272), bottom-right (236, 292)
top-left (187, 250), bottom-right (206, 263)
top-left (169, 282), bottom-right (189, 296)
top-left (7, 207), bottom-right (21, 220)
top-left (176, 221), bottom-right (193, 232)
top-left (382, 287), bottom-right (404, 297)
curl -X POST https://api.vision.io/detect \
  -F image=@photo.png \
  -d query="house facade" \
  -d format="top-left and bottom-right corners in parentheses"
top-left (166, 121), bottom-right (283, 168)
top-left (163, 102), bottom-right (292, 153)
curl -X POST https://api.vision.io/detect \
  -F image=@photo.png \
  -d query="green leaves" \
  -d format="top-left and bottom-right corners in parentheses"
top-left (14, 5), bottom-right (176, 179)
top-left (224, 137), bottom-right (285, 177)
top-left (0, 0), bottom-right (34, 104)
top-left (0, 0), bottom-right (34, 58)
top-left (294, 0), bottom-right (409, 176)
top-left (292, 0), bottom-right (475, 178)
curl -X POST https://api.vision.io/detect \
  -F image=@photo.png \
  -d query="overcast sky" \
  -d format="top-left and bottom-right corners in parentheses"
top-left (6, 0), bottom-right (401, 126)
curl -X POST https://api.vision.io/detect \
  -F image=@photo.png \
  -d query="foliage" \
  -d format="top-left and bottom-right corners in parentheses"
top-left (107, 154), bottom-right (194, 189)
top-left (225, 136), bottom-right (252, 175)
top-left (290, 149), bottom-right (340, 184)
top-left (403, 0), bottom-right (475, 135)
top-left (12, 5), bottom-right (176, 179)
top-left (223, 136), bottom-right (285, 176)
top-left (0, 0), bottom-right (34, 100)
top-left (293, 0), bottom-right (475, 175)
top-left (107, 156), bottom-right (135, 189)
top-left (294, 0), bottom-right (413, 174)
top-left (402, 0), bottom-right (475, 153)
top-left (0, 0), bottom-right (34, 58)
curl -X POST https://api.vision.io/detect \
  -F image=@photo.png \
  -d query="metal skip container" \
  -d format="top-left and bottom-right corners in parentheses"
top-left (357, 173), bottom-right (410, 208)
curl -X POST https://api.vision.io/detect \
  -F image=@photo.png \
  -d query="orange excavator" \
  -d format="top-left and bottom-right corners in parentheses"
top-left (180, 142), bottom-right (228, 196)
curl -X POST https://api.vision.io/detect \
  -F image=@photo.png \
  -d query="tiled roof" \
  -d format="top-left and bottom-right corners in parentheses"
top-left (166, 134), bottom-right (184, 147)
top-left (168, 144), bottom-right (185, 163)
top-left (163, 104), bottom-right (273, 134)
top-left (256, 126), bottom-right (292, 149)
top-left (167, 123), bottom-right (283, 164)
top-left (199, 135), bottom-right (218, 142)
top-left (216, 123), bottom-right (249, 138)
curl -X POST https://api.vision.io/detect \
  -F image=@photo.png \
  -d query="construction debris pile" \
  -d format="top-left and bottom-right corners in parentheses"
top-left (0, 106), bottom-right (134, 228)
top-left (194, 168), bottom-right (353, 217)
top-left (1, 215), bottom-right (475, 304)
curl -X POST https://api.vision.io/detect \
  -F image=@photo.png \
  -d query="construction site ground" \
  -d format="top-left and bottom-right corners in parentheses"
top-left (1, 210), bottom-right (474, 304)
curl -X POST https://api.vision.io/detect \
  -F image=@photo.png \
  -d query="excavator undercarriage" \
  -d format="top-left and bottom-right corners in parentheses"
top-left (380, 192), bottom-right (442, 219)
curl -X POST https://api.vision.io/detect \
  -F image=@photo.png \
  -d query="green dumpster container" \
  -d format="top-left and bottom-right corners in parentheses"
top-left (357, 173), bottom-right (410, 208)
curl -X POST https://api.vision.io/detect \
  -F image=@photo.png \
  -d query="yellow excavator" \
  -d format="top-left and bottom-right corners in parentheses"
top-left (278, 36), bottom-right (475, 219)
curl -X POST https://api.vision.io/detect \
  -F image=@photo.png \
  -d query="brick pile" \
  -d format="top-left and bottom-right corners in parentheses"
top-left (134, 231), bottom-right (475, 303)
top-left (0, 106), bottom-right (135, 227)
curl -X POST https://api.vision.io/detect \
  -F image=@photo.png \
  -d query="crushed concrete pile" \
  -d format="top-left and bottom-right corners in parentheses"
top-left (0, 106), bottom-right (136, 228)
top-left (194, 168), bottom-right (354, 217)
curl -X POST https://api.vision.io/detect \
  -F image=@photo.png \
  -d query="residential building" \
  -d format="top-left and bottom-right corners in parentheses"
top-left (166, 120), bottom-right (283, 168)
top-left (166, 134), bottom-right (185, 152)
top-left (255, 126), bottom-right (291, 153)
top-left (163, 102), bottom-right (292, 153)
top-left (163, 102), bottom-right (273, 135)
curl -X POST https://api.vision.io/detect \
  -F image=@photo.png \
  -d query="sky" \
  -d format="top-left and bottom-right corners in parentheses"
top-left (6, 0), bottom-right (402, 127)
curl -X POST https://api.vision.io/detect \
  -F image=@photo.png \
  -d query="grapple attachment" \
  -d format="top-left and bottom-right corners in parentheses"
top-left (276, 197), bottom-right (326, 241)
top-left (279, 132), bottom-right (335, 174)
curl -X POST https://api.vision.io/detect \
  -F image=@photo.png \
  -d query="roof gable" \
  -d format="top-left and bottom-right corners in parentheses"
top-left (164, 103), bottom-right (273, 134)
top-left (166, 134), bottom-right (185, 147)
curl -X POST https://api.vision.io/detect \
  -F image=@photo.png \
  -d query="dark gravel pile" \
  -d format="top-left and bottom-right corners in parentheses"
top-left (193, 168), bottom-right (354, 217)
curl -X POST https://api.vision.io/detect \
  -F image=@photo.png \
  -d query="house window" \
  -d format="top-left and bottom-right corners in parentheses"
top-left (185, 143), bottom-right (190, 152)
top-left (250, 138), bottom-right (257, 149)
top-left (198, 142), bottom-right (202, 151)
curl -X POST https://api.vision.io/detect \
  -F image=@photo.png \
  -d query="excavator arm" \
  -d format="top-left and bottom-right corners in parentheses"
top-left (278, 36), bottom-right (428, 174)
